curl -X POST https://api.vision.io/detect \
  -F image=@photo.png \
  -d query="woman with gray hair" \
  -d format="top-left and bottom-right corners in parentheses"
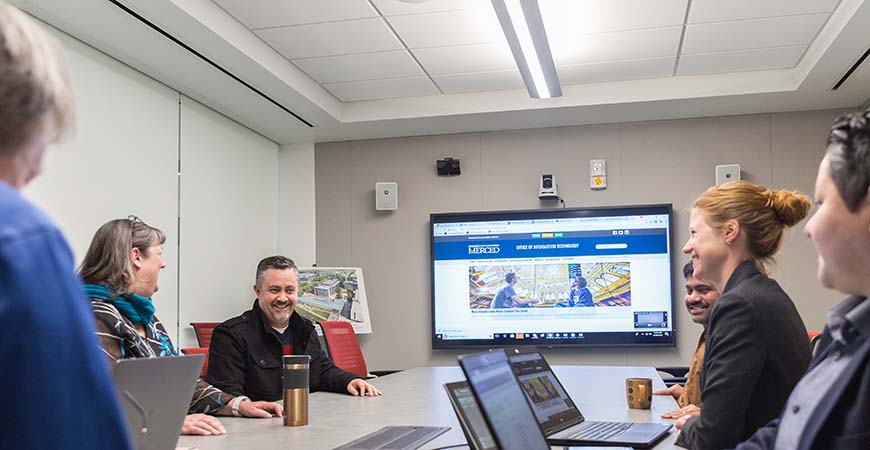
top-left (80, 216), bottom-right (283, 436)
top-left (0, 3), bottom-right (130, 448)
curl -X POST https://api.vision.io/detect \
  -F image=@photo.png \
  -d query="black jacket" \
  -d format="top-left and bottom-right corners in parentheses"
top-left (207, 301), bottom-right (359, 401)
top-left (676, 261), bottom-right (811, 450)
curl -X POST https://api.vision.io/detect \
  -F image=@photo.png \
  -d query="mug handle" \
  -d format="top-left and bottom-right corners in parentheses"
top-left (637, 383), bottom-right (647, 404)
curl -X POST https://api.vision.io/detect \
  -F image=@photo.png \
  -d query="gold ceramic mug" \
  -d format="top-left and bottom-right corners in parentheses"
top-left (625, 377), bottom-right (653, 409)
top-left (283, 355), bottom-right (310, 426)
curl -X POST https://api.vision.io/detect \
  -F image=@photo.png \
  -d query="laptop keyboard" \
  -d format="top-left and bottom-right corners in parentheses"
top-left (333, 426), bottom-right (450, 450)
top-left (567, 421), bottom-right (634, 441)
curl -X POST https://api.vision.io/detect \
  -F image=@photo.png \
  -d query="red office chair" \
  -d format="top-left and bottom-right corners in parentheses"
top-left (180, 347), bottom-right (210, 381)
top-left (190, 322), bottom-right (221, 348)
top-left (317, 321), bottom-right (369, 378)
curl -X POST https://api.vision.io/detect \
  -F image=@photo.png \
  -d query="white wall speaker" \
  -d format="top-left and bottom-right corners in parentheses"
top-left (715, 164), bottom-right (741, 185)
top-left (375, 182), bottom-right (398, 211)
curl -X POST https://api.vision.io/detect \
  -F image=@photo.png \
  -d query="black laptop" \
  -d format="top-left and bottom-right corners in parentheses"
top-left (444, 381), bottom-right (498, 450)
top-left (504, 348), bottom-right (672, 448)
top-left (458, 350), bottom-right (552, 450)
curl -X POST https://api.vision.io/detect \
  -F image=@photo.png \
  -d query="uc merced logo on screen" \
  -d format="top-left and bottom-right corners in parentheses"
top-left (468, 244), bottom-right (500, 255)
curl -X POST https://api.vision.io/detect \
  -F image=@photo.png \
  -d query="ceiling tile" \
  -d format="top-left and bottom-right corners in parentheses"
top-left (323, 77), bottom-right (440, 102)
top-left (386, 8), bottom-right (503, 49)
top-left (677, 46), bottom-right (807, 75)
top-left (689, 0), bottom-right (841, 24)
top-left (413, 43), bottom-right (516, 75)
top-left (292, 50), bottom-right (423, 84)
top-left (371, 0), bottom-right (490, 16)
top-left (433, 70), bottom-right (524, 94)
top-left (682, 14), bottom-right (829, 54)
top-left (550, 26), bottom-right (682, 66)
top-left (254, 18), bottom-right (402, 59)
top-left (213, 0), bottom-right (376, 29)
top-left (558, 57), bottom-right (676, 85)
top-left (540, 0), bottom-right (688, 34)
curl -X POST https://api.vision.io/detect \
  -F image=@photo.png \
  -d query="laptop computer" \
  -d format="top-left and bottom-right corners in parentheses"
top-left (112, 355), bottom-right (204, 450)
top-left (333, 426), bottom-right (450, 450)
top-left (458, 350), bottom-right (552, 450)
top-left (444, 381), bottom-right (497, 450)
top-left (505, 348), bottom-right (672, 448)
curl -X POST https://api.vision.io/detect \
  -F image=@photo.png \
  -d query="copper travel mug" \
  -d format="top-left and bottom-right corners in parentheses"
top-left (283, 355), bottom-right (310, 426)
top-left (626, 377), bottom-right (653, 409)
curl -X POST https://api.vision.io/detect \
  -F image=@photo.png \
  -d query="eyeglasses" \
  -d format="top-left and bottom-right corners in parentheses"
top-left (127, 215), bottom-right (143, 236)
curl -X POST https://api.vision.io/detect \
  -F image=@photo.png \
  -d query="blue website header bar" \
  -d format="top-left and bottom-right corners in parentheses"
top-left (433, 233), bottom-right (668, 261)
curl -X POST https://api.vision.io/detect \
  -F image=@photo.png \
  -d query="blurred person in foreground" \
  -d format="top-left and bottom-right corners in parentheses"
top-left (0, 3), bottom-right (130, 448)
top-left (734, 111), bottom-right (870, 450)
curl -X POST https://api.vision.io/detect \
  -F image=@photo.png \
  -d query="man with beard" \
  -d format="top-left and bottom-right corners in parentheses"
top-left (654, 261), bottom-right (720, 419)
top-left (208, 256), bottom-right (381, 401)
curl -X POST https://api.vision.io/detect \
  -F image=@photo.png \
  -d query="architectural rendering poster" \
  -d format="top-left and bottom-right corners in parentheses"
top-left (296, 267), bottom-right (372, 334)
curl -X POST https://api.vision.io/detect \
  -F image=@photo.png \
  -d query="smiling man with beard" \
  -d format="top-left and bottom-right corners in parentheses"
top-left (654, 261), bottom-right (720, 419)
top-left (208, 256), bottom-right (381, 401)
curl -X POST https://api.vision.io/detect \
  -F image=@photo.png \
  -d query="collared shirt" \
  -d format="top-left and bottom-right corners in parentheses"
top-left (773, 296), bottom-right (870, 450)
top-left (679, 330), bottom-right (706, 407)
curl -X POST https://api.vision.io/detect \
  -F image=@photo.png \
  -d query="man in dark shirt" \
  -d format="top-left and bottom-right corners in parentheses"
top-left (209, 256), bottom-right (381, 401)
top-left (733, 111), bottom-right (870, 450)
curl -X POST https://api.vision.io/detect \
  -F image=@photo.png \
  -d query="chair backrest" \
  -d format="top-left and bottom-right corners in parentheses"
top-left (317, 321), bottom-right (368, 378)
top-left (180, 347), bottom-right (209, 381)
top-left (190, 322), bottom-right (221, 348)
top-left (807, 330), bottom-right (823, 355)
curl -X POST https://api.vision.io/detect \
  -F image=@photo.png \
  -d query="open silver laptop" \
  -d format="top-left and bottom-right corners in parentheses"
top-left (505, 348), bottom-right (672, 448)
top-left (112, 355), bottom-right (203, 450)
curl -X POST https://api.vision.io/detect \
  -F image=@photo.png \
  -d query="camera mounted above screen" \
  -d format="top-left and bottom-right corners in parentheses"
top-left (539, 174), bottom-right (559, 200)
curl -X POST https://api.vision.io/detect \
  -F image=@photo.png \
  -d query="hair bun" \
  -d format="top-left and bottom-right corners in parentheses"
top-left (766, 189), bottom-right (811, 227)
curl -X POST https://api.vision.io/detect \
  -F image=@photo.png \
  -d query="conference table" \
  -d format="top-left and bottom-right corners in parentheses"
top-left (178, 366), bottom-right (680, 449)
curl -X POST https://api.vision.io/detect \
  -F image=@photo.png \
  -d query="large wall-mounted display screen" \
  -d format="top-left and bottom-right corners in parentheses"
top-left (431, 205), bottom-right (676, 348)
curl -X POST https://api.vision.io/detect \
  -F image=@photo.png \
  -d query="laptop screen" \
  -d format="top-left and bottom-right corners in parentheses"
top-left (444, 382), bottom-right (497, 450)
top-left (459, 351), bottom-right (550, 450)
top-left (506, 350), bottom-right (585, 433)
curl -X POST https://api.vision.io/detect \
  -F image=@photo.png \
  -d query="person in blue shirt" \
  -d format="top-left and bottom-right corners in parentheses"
top-left (0, 3), bottom-right (131, 449)
top-left (569, 275), bottom-right (595, 307)
top-left (490, 272), bottom-right (537, 308)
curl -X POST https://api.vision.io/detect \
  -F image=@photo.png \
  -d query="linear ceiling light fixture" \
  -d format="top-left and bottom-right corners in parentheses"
top-left (492, 0), bottom-right (561, 99)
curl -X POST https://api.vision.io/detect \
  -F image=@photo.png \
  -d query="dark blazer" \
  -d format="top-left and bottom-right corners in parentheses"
top-left (733, 297), bottom-right (870, 450)
top-left (676, 260), bottom-right (811, 450)
top-left (208, 301), bottom-right (359, 401)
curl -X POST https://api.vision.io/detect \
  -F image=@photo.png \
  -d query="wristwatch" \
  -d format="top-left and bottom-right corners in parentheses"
top-left (231, 396), bottom-right (250, 417)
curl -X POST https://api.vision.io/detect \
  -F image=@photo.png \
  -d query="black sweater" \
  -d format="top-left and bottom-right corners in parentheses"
top-left (208, 301), bottom-right (359, 401)
top-left (676, 261), bottom-right (811, 450)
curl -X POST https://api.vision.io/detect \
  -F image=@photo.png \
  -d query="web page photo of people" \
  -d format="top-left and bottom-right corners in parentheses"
top-left (469, 262), bottom-right (631, 310)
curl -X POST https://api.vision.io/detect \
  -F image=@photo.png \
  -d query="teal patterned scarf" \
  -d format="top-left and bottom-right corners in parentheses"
top-left (84, 283), bottom-right (156, 325)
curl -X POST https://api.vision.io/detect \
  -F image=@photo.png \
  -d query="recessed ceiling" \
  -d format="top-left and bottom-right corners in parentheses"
top-left (10, 0), bottom-right (870, 144)
top-left (212, 0), bottom-right (840, 102)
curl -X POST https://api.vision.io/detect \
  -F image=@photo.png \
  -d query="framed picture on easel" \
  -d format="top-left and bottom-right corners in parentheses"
top-left (296, 267), bottom-right (372, 334)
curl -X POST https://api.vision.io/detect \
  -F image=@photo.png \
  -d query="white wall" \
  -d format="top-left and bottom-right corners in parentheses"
top-left (315, 109), bottom-right (853, 371)
top-left (177, 97), bottom-right (279, 347)
top-left (23, 19), bottom-right (296, 348)
top-left (278, 143), bottom-right (316, 266)
top-left (25, 25), bottom-right (182, 331)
